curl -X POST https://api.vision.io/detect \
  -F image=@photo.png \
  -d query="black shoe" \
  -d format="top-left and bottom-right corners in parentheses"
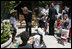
top-left (48, 34), bottom-right (54, 36)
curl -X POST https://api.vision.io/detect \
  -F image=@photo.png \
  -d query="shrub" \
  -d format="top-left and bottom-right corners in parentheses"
top-left (1, 21), bottom-right (12, 44)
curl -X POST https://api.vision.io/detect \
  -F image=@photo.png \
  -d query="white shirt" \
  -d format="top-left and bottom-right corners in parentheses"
top-left (10, 16), bottom-right (17, 30)
top-left (41, 8), bottom-right (49, 16)
top-left (33, 35), bottom-right (41, 48)
top-left (38, 28), bottom-right (45, 36)
top-left (10, 16), bottom-right (16, 25)
top-left (41, 8), bottom-right (49, 22)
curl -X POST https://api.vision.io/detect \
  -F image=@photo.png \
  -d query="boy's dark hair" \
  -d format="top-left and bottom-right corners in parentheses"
top-left (20, 31), bottom-right (29, 42)
top-left (10, 12), bottom-right (17, 18)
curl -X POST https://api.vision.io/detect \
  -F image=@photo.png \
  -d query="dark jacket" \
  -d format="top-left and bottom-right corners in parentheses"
top-left (23, 12), bottom-right (32, 23)
top-left (49, 7), bottom-right (58, 21)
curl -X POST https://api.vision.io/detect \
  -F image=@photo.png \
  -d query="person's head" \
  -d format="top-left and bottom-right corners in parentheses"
top-left (10, 9), bottom-right (17, 16)
top-left (22, 7), bottom-right (28, 14)
top-left (64, 6), bottom-right (68, 10)
top-left (58, 16), bottom-right (61, 20)
top-left (20, 31), bottom-right (29, 45)
top-left (19, 14), bottom-right (24, 20)
top-left (50, 2), bottom-right (54, 8)
top-left (33, 8), bottom-right (39, 16)
top-left (28, 37), bottom-right (34, 44)
top-left (64, 14), bottom-right (68, 20)
top-left (40, 27), bottom-right (45, 31)
top-left (45, 4), bottom-right (48, 9)
top-left (19, 13), bottom-right (23, 16)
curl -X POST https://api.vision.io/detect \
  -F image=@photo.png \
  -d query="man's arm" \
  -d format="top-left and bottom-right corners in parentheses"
top-left (48, 8), bottom-right (51, 18)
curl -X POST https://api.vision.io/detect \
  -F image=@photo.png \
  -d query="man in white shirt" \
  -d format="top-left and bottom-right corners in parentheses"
top-left (37, 27), bottom-right (45, 36)
top-left (28, 35), bottom-right (44, 48)
top-left (18, 28), bottom-right (45, 48)
top-left (41, 4), bottom-right (49, 33)
top-left (27, 27), bottom-right (45, 48)
top-left (41, 4), bottom-right (49, 16)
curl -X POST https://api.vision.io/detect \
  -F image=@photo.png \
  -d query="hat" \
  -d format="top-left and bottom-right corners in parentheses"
top-left (21, 7), bottom-right (28, 12)
top-left (10, 9), bottom-right (17, 14)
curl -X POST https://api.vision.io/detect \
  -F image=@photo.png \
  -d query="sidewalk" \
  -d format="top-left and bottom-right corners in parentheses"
top-left (2, 20), bottom-right (71, 48)
top-left (11, 26), bottom-right (71, 48)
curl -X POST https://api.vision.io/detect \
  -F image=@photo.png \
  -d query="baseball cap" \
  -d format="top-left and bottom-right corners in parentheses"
top-left (10, 9), bottom-right (17, 14)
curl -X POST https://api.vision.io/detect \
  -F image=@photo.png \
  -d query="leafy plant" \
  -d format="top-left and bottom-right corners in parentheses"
top-left (1, 1), bottom-right (17, 19)
top-left (1, 22), bottom-right (12, 44)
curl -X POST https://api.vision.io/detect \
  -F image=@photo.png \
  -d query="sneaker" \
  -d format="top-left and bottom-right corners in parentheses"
top-left (13, 39), bottom-right (17, 43)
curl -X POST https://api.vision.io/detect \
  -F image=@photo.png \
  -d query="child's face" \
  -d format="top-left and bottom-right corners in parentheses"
top-left (12, 12), bottom-right (17, 16)
top-left (65, 6), bottom-right (67, 10)
top-left (28, 37), bottom-right (34, 44)
top-left (42, 28), bottom-right (45, 31)
top-left (64, 16), bottom-right (67, 20)
top-left (23, 11), bottom-right (28, 14)
top-left (45, 5), bottom-right (48, 9)
top-left (19, 14), bottom-right (23, 17)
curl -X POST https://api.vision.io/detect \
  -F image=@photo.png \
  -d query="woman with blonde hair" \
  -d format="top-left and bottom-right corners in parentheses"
top-left (63, 14), bottom-right (69, 29)
top-left (22, 6), bottom-right (32, 36)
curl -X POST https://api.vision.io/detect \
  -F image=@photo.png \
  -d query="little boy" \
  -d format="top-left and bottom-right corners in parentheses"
top-left (10, 9), bottom-right (17, 42)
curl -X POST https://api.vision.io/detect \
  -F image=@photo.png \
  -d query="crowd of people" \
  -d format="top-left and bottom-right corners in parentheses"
top-left (9, 2), bottom-right (71, 48)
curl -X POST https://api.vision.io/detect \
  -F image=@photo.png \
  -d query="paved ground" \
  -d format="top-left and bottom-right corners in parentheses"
top-left (11, 24), bottom-right (71, 48)
top-left (2, 20), bottom-right (71, 48)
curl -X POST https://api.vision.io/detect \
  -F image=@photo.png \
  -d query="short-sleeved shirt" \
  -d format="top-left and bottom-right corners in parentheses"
top-left (10, 16), bottom-right (17, 30)
top-left (33, 35), bottom-right (41, 48)
top-left (41, 8), bottom-right (49, 16)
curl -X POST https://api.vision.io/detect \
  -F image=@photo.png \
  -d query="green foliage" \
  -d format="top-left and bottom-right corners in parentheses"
top-left (1, 22), bottom-right (12, 44)
top-left (1, 1), bottom-right (17, 19)
top-left (1, 1), bottom-right (52, 19)
top-left (38, 1), bottom-right (52, 7)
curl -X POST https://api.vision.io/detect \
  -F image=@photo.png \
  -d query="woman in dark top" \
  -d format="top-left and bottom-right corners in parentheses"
top-left (22, 7), bottom-right (32, 36)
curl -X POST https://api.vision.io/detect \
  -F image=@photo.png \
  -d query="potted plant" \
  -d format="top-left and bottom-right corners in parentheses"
top-left (1, 21), bottom-right (13, 48)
